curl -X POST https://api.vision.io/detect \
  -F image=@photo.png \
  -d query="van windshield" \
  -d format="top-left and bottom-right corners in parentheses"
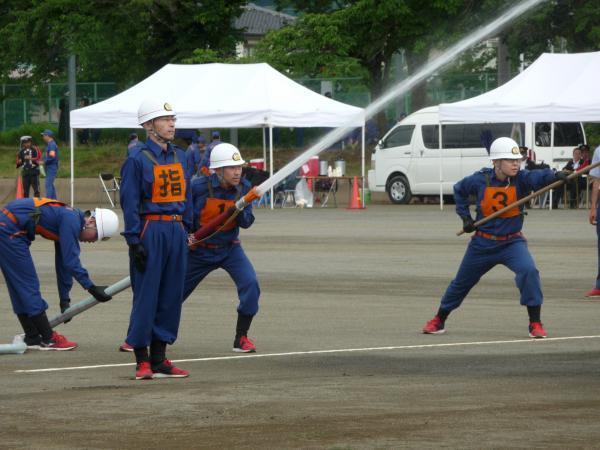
top-left (383, 125), bottom-right (415, 148)
top-left (535, 122), bottom-right (584, 147)
top-left (422, 123), bottom-right (525, 149)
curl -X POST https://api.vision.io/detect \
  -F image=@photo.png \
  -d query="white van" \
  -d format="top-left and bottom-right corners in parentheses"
top-left (368, 106), bottom-right (586, 204)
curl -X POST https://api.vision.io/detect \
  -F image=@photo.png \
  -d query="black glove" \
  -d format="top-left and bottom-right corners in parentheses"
top-left (462, 216), bottom-right (476, 233)
top-left (131, 243), bottom-right (148, 273)
top-left (555, 170), bottom-right (570, 182)
top-left (88, 285), bottom-right (112, 303)
top-left (60, 299), bottom-right (72, 324)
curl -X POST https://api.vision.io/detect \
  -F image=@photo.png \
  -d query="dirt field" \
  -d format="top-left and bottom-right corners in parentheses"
top-left (1, 204), bottom-right (599, 449)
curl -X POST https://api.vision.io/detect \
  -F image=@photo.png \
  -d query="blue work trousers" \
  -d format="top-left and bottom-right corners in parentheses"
top-left (126, 221), bottom-right (187, 348)
top-left (440, 236), bottom-right (543, 312)
top-left (54, 241), bottom-right (73, 301)
top-left (183, 244), bottom-right (260, 316)
top-left (45, 165), bottom-right (57, 199)
top-left (0, 216), bottom-right (48, 316)
top-left (596, 204), bottom-right (600, 289)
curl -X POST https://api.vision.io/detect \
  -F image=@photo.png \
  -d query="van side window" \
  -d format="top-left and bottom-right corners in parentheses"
top-left (383, 125), bottom-right (415, 148)
top-left (423, 123), bottom-right (525, 149)
top-left (535, 122), bottom-right (584, 147)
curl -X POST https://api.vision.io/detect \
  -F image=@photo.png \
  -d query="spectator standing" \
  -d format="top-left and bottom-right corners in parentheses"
top-left (77, 97), bottom-right (91, 144)
top-left (41, 129), bottom-right (59, 199)
top-left (199, 131), bottom-right (222, 174)
top-left (127, 133), bottom-right (140, 156)
top-left (16, 136), bottom-right (41, 197)
top-left (186, 135), bottom-right (206, 179)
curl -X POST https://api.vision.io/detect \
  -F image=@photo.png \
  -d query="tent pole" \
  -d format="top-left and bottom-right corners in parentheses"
top-left (269, 125), bottom-right (274, 209)
top-left (361, 124), bottom-right (366, 208)
top-left (438, 122), bottom-right (443, 210)
top-left (70, 127), bottom-right (75, 206)
top-left (549, 122), bottom-right (555, 210)
top-left (262, 126), bottom-right (267, 163)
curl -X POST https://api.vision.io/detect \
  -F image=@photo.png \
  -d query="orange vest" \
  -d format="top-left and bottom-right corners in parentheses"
top-left (142, 150), bottom-right (186, 203)
top-left (32, 197), bottom-right (68, 241)
top-left (199, 182), bottom-right (240, 232)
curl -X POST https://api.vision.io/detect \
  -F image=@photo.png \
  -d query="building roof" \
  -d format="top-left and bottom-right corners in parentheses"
top-left (235, 3), bottom-right (295, 36)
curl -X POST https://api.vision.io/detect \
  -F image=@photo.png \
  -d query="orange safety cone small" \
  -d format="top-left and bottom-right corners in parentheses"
top-left (347, 176), bottom-right (364, 210)
top-left (15, 174), bottom-right (24, 199)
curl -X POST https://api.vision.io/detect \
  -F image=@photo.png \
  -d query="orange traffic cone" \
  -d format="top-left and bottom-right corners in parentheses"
top-left (15, 174), bottom-right (24, 199)
top-left (347, 176), bottom-right (364, 210)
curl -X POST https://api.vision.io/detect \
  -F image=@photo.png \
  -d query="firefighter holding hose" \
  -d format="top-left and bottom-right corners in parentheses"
top-left (185, 143), bottom-right (261, 353)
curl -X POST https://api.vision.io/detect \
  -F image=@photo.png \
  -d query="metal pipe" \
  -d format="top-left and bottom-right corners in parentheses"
top-left (49, 276), bottom-right (132, 328)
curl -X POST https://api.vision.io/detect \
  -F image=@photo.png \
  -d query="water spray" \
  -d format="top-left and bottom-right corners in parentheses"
top-left (249, 0), bottom-right (547, 198)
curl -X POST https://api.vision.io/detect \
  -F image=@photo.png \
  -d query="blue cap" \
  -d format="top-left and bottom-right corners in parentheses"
top-left (212, 131), bottom-right (220, 139)
top-left (41, 129), bottom-right (54, 136)
top-left (197, 136), bottom-right (207, 144)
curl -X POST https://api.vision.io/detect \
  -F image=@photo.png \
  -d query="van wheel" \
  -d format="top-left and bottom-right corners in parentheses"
top-left (386, 175), bottom-right (412, 204)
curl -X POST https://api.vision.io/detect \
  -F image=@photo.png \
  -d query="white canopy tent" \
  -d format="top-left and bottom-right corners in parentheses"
top-left (439, 51), bottom-right (600, 123)
top-left (70, 63), bottom-right (365, 206)
top-left (436, 51), bottom-right (600, 209)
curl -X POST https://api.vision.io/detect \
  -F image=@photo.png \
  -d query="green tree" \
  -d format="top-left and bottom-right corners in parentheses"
top-left (255, 0), bottom-right (471, 128)
top-left (0, 0), bottom-right (245, 88)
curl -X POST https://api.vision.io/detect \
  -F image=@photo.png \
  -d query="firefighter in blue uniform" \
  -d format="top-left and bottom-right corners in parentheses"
top-left (422, 137), bottom-right (568, 338)
top-left (0, 198), bottom-right (117, 350)
top-left (120, 99), bottom-right (192, 380)
top-left (198, 131), bottom-right (222, 175)
top-left (185, 135), bottom-right (206, 179)
top-left (41, 129), bottom-right (59, 199)
top-left (184, 143), bottom-right (260, 353)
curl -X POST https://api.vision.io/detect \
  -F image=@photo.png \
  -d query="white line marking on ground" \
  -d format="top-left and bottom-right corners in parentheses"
top-left (14, 335), bottom-right (600, 374)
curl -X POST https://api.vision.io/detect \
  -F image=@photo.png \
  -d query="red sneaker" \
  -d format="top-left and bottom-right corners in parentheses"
top-left (233, 335), bottom-right (256, 353)
top-left (528, 322), bottom-right (547, 339)
top-left (584, 288), bottom-right (600, 298)
top-left (151, 359), bottom-right (189, 378)
top-left (422, 316), bottom-right (445, 334)
top-left (39, 332), bottom-right (78, 351)
top-left (135, 361), bottom-right (153, 380)
top-left (119, 342), bottom-right (134, 352)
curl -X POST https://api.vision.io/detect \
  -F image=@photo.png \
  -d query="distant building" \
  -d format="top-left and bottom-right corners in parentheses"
top-left (235, 3), bottom-right (295, 57)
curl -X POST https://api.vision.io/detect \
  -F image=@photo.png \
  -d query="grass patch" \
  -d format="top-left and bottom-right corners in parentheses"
top-left (1, 142), bottom-right (369, 178)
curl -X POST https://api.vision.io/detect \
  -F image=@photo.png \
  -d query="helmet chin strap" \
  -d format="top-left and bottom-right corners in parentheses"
top-left (149, 119), bottom-right (171, 144)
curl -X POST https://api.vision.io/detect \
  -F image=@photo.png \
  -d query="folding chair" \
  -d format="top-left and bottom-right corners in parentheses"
top-left (99, 173), bottom-right (120, 207)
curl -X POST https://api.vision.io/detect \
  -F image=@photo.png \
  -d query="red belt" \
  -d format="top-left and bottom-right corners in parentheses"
top-left (475, 231), bottom-right (522, 241)
top-left (143, 214), bottom-right (182, 222)
top-left (1, 208), bottom-right (18, 224)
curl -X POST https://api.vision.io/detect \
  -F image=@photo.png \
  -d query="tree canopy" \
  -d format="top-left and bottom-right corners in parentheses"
top-left (0, 0), bottom-right (246, 88)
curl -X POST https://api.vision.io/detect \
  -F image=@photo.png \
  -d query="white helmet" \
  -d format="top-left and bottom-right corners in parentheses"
top-left (93, 208), bottom-right (119, 241)
top-left (209, 143), bottom-right (245, 169)
top-left (137, 99), bottom-right (176, 125)
top-left (489, 137), bottom-right (522, 160)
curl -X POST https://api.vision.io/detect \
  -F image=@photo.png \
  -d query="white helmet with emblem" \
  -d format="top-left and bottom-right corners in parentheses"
top-left (137, 99), bottom-right (176, 125)
top-left (209, 143), bottom-right (245, 169)
top-left (92, 208), bottom-right (119, 241)
top-left (489, 137), bottom-right (522, 160)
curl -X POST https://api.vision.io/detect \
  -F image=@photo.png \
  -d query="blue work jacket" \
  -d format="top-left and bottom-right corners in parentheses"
top-left (2, 198), bottom-right (92, 289)
top-left (44, 140), bottom-right (59, 167)
top-left (455, 167), bottom-right (556, 236)
top-left (191, 174), bottom-right (254, 246)
top-left (120, 139), bottom-right (193, 246)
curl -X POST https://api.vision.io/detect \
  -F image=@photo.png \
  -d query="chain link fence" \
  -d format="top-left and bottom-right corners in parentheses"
top-left (1, 82), bottom-right (117, 131)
